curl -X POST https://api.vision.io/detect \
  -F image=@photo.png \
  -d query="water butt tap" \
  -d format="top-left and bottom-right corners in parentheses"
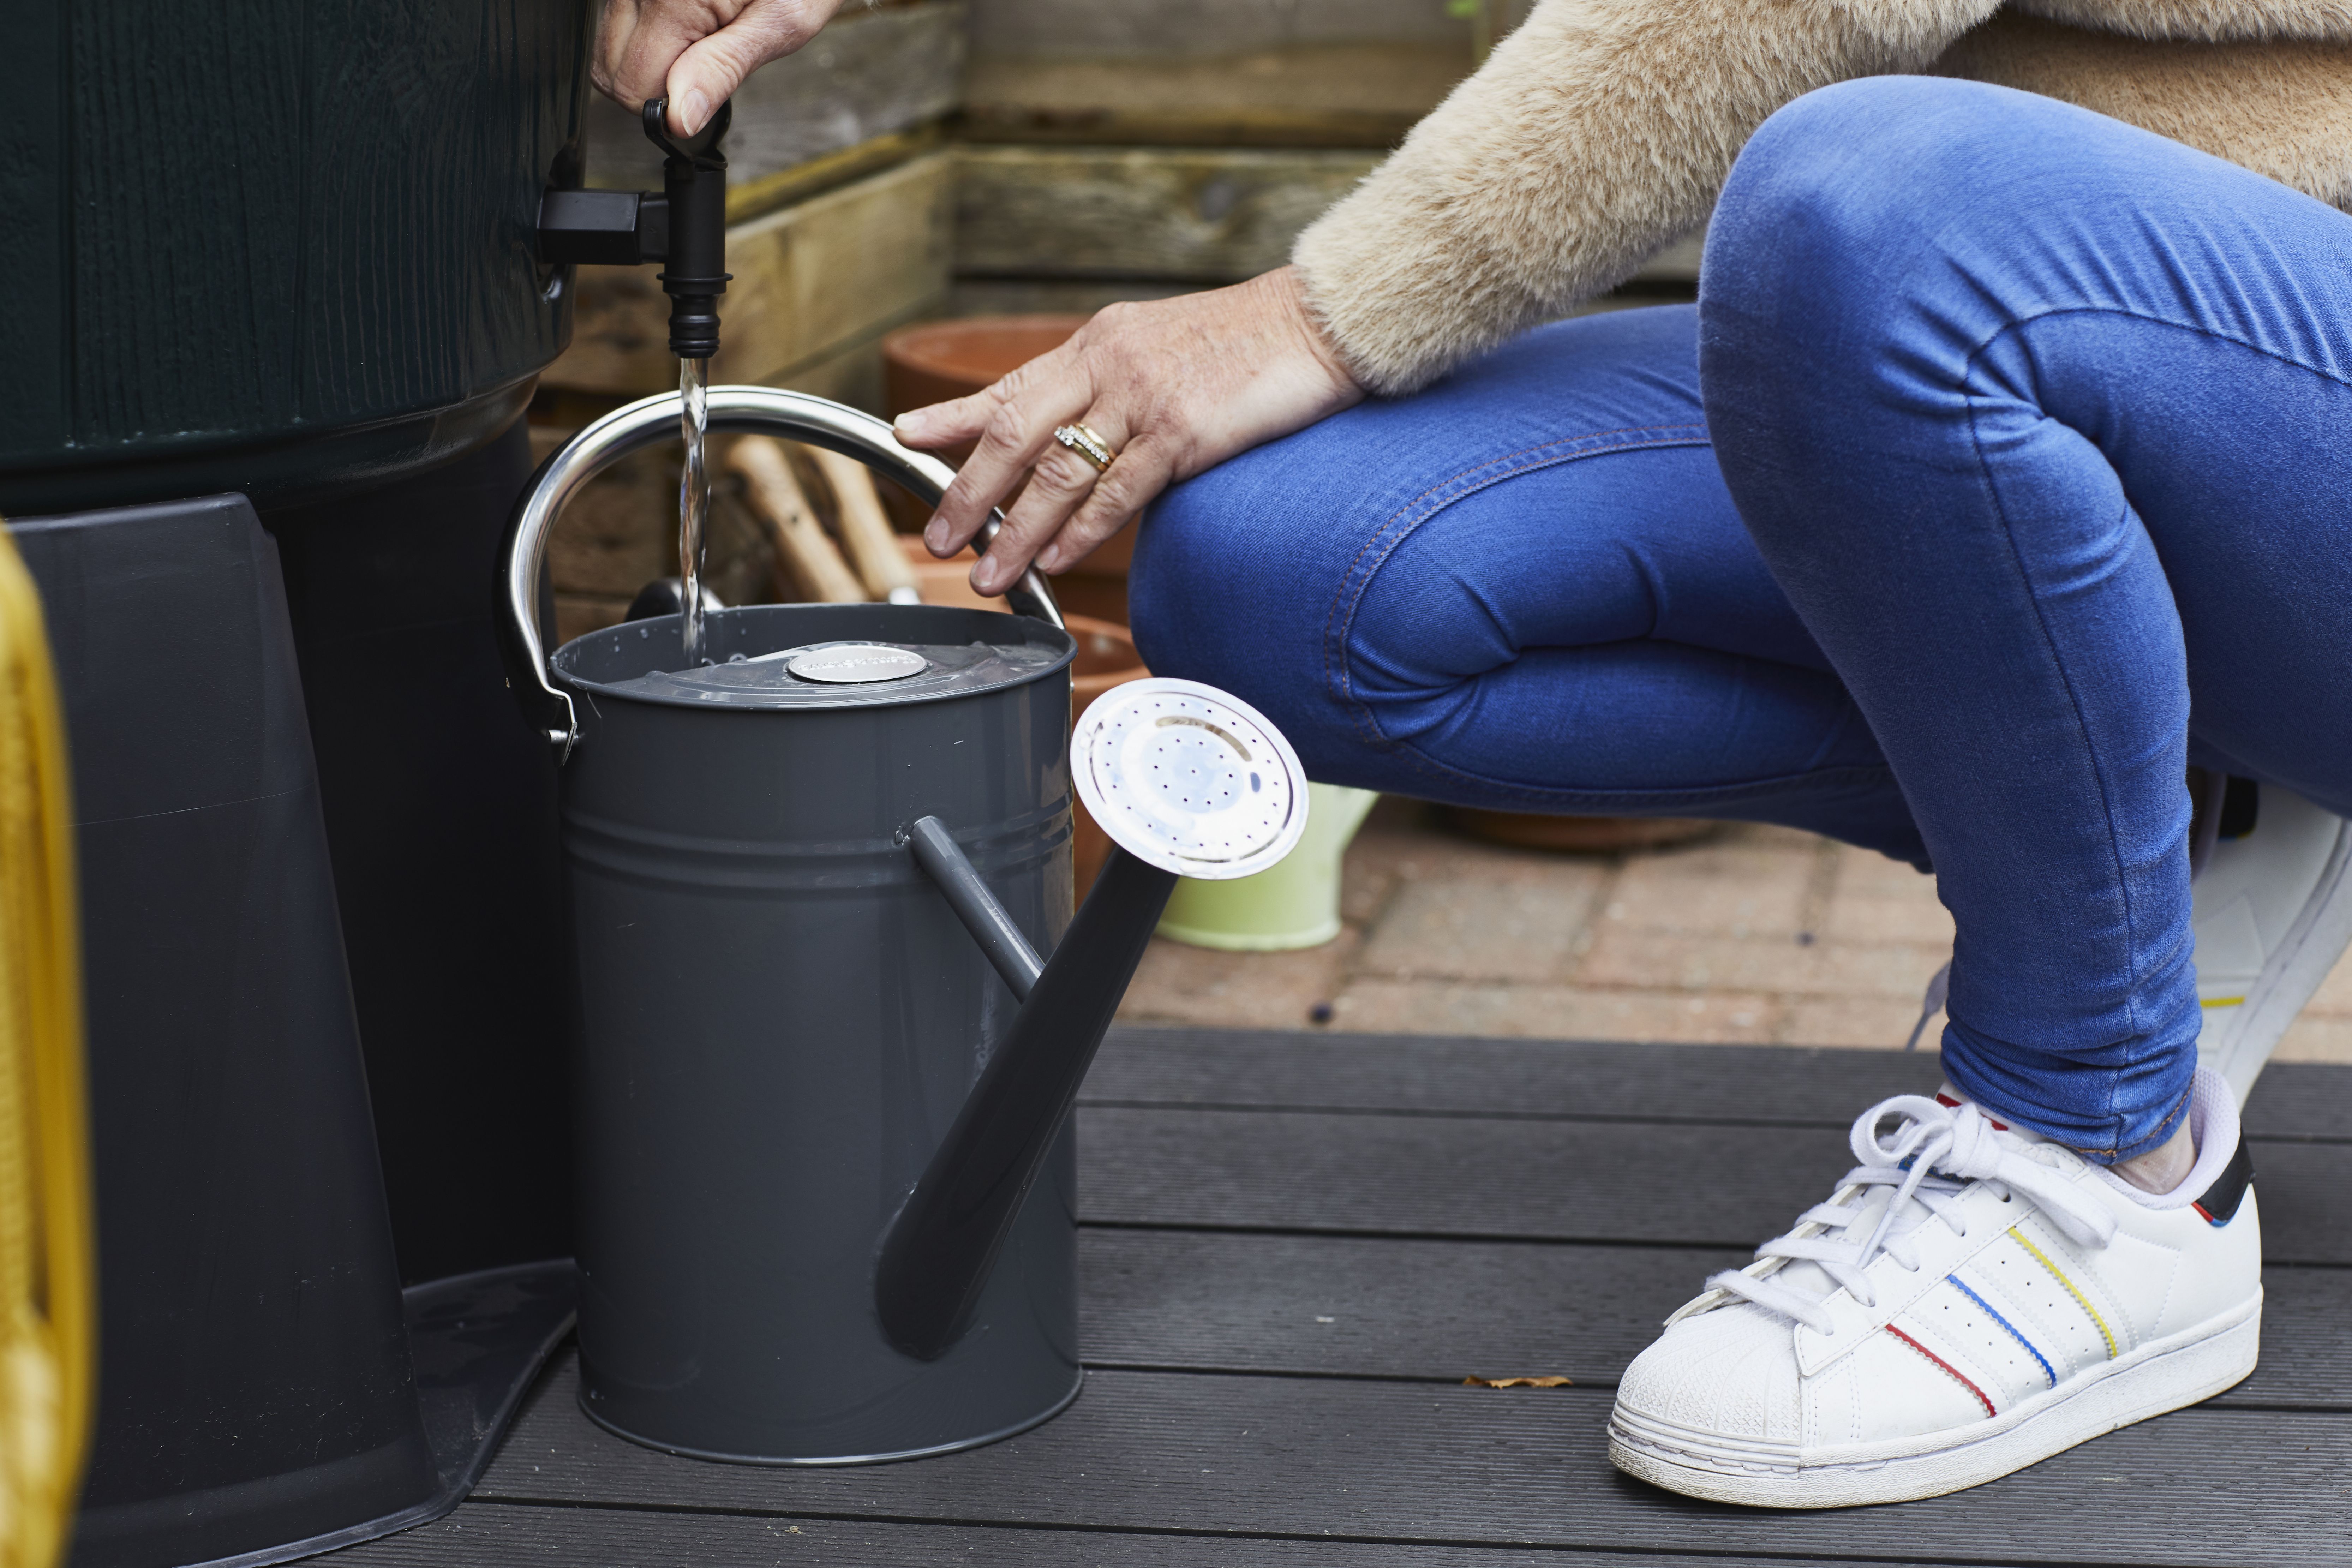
top-left (876, 680), bottom-right (1314, 1361)
top-left (536, 97), bottom-right (734, 359)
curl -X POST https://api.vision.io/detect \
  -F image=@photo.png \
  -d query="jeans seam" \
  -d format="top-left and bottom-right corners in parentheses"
top-left (1950, 304), bottom-right (2299, 1153)
top-left (1319, 425), bottom-right (1712, 775)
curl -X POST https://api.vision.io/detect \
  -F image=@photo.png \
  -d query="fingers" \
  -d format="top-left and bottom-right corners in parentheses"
top-left (592, 0), bottom-right (843, 130)
top-left (892, 385), bottom-right (1000, 452)
top-left (914, 366), bottom-right (1096, 561)
top-left (667, 0), bottom-right (839, 133)
top-left (1043, 439), bottom-right (1176, 574)
top-left (971, 417), bottom-right (1136, 596)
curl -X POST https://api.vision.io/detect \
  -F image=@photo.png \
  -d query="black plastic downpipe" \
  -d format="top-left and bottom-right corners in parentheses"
top-left (877, 843), bottom-right (1179, 1360)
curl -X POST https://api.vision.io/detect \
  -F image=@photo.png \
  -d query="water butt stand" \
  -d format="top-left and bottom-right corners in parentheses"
top-left (504, 388), bottom-right (1311, 1462)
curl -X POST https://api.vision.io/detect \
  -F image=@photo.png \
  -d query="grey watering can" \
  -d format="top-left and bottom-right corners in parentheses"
top-left (501, 388), bottom-right (1309, 1463)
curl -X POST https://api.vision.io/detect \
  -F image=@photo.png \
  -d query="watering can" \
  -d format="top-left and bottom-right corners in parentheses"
top-left (502, 388), bottom-right (1309, 1464)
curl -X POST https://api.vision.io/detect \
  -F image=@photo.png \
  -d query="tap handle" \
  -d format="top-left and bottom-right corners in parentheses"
top-left (641, 96), bottom-right (733, 163)
top-left (642, 96), bottom-right (731, 360)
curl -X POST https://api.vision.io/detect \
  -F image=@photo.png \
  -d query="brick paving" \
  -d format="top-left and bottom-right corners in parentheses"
top-left (1118, 797), bottom-right (2352, 1064)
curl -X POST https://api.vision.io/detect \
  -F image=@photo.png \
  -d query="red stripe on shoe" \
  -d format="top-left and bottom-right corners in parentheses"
top-left (1933, 1093), bottom-right (2006, 1131)
top-left (1886, 1324), bottom-right (1998, 1419)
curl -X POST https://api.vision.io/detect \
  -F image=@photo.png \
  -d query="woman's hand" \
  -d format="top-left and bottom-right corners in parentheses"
top-left (894, 267), bottom-right (1364, 596)
top-left (594, 0), bottom-right (848, 136)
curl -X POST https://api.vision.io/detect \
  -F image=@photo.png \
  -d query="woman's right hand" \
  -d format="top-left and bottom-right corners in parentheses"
top-left (594, 0), bottom-right (847, 137)
top-left (893, 266), bottom-right (1365, 597)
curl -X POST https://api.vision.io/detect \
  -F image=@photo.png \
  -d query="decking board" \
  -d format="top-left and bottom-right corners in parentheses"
top-left (334, 1503), bottom-right (1996, 1568)
top-left (1087, 1028), bottom-right (2352, 1143)
top-left (466, 1359), bottom-right (2348, 1568)
top-left (324, 1031), bottom-right (2352, 1568)
top-left (1077, 1106), bottom-right (2352, 1263)
top-left (1075, 1229), bottom-right (2352, 1410)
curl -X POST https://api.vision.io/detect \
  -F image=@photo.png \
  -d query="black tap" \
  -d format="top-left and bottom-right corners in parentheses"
top-left (537, 96), bottom-right (733, 360)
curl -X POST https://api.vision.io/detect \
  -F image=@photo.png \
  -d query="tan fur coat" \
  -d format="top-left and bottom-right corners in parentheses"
top-left (1293, 0), bottom-right (2352, 394)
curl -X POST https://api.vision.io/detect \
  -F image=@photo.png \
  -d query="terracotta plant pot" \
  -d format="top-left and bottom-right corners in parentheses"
top-left (882, 316), bottom-right (1138, 623)
top-left (884, 316), bottom-right (1089, 451)
top-left (1443, 807), bottom-right (1718, 854)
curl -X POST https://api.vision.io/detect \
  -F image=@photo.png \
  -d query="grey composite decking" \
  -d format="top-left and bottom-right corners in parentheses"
top-left (331, 1029), bottom-right (2352, 1568)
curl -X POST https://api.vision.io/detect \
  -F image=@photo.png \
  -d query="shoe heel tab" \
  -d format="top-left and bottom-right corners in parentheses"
top-left (2191, 1137), bottom-right (2256, 1226)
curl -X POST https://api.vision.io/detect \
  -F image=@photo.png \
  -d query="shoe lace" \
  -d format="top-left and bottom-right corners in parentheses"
top-left (1688, 1096), bottom-right (2119, 1336)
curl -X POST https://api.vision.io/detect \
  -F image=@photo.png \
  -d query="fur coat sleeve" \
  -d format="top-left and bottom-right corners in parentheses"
top-left (1293, 0), bottom-right (2352, 395)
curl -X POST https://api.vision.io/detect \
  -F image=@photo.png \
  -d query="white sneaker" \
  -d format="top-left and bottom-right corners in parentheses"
top-left (1608, 1068), bottom-right (2261, 1508)
top-left (2190, 781), bottom-right (2352, 1104)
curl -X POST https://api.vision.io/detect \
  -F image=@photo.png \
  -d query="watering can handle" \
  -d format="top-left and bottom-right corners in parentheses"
top-left (499, 387), bottom-right (1065, 763)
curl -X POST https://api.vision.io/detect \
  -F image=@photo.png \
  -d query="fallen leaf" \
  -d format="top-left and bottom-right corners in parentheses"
top-left (1462, 1375), bottom-right (1573, 1388)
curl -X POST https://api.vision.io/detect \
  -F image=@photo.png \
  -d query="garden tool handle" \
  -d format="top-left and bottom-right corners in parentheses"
top-left (499, 387), bottom-right (1064, 763)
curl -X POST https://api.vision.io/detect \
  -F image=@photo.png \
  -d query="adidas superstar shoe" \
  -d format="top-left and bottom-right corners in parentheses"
top-left (1608, 1067), bottom-right (2261, 1508)
top-left (2190, 781), bottom-right (2352, 1104)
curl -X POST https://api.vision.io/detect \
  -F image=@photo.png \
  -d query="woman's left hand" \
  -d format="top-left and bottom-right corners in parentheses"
top-left (894, 267), bottom-right (1365, 597)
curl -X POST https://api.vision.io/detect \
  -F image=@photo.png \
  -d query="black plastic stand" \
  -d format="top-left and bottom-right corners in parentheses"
top-left (10, 495), bottom-right (574, 1568)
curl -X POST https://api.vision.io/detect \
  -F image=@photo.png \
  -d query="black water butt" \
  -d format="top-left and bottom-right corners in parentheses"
top-left (0, 3), bottom-right (597, 1562)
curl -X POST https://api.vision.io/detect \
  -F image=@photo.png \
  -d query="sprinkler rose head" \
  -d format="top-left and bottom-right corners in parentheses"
top-left (1072, 678), bottom-right (1312, 881)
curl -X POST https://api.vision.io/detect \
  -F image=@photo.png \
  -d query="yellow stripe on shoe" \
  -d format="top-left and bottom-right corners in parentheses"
top-left (2012, 1230), bottom-right (2117, 1360)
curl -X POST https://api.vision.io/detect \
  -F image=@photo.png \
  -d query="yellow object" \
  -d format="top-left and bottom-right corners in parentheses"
top-left (0, 526), bottom-right (94, 1568)
top-left (1156, 784), bottom-right (1380, 951)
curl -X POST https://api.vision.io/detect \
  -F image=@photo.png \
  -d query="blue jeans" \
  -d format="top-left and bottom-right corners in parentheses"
top-left (1130, 78), bottom-right (2352, 1161)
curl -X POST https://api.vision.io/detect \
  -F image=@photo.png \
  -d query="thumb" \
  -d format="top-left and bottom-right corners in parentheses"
top-left (665, 4), bottom-right (827, 135)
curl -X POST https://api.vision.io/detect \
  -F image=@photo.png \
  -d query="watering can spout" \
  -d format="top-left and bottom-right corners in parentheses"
top-left (876, 843), bottom-right (1178, 1359)
top-left (879, 679), bottom-right (1312, 1360)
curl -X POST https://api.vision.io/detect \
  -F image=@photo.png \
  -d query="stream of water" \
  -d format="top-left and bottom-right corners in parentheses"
top-left (678, 355), bottom-right (711, 665)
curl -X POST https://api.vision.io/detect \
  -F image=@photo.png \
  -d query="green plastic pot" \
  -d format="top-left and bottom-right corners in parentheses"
top-left (1155, 784), bottom-right (1380, 951)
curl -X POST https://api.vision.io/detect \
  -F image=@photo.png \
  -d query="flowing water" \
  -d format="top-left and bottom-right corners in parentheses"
top-left (678, 355), bottom-right (712, 665)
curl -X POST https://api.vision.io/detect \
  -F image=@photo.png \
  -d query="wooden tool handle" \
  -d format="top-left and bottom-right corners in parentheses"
top-left (809, 446), bottom-right (921, 602)
top-left (727, 436), bottom-right (868, 604)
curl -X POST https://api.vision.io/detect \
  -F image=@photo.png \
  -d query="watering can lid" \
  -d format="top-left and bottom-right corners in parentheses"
top-left (1074, 678), bottom-right (1311, 881)
top-left (552, 604), bottom-right (1073, 711)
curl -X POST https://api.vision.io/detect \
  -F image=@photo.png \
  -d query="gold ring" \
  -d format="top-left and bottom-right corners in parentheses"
top-left (1052, 422), bottom-right (1116, 474)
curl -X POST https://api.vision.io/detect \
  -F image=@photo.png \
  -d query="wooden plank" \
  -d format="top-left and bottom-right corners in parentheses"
top-left (961, 43), bottom-right (1470, 149)
top-left (1088, 1027), bottom-right (2352, 1143)
top-left (1073, 1107), bottom-right (2352, 1264)
top-left (549, 153), bottom-right (953, 396)
top-left (950, 149), bottom-right (1706, 288)
top-left (472, 1356), bottom-right (2352, 1568)
top-left (2246, 1065), bottom-right (2352, 1143)
top-left (584, 0), bottom-right (966, 205)
top-left (1081, 1229), bottom-right (1746, 1383)
top-left (1075, 1229), bottom-right (2352, 1410)
top-left (1085, 1027), bottom-right (1948, 1123)
top-left (965, 0), bottom-right (1491, 56)
top-left (334, 1501), bottom-right (1938, 1568)
top-left (952, 146), bottom-right (1381, 282)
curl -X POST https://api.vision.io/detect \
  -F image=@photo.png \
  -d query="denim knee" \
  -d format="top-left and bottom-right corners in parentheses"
top-left (1706, 76), bottom-right (2045, 333)
top-left (1128, 462), bottom-right (1350, 763)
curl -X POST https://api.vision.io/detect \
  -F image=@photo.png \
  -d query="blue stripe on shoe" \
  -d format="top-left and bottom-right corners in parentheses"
top-left (1948, 1274), bottom-right (2056, 1388)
